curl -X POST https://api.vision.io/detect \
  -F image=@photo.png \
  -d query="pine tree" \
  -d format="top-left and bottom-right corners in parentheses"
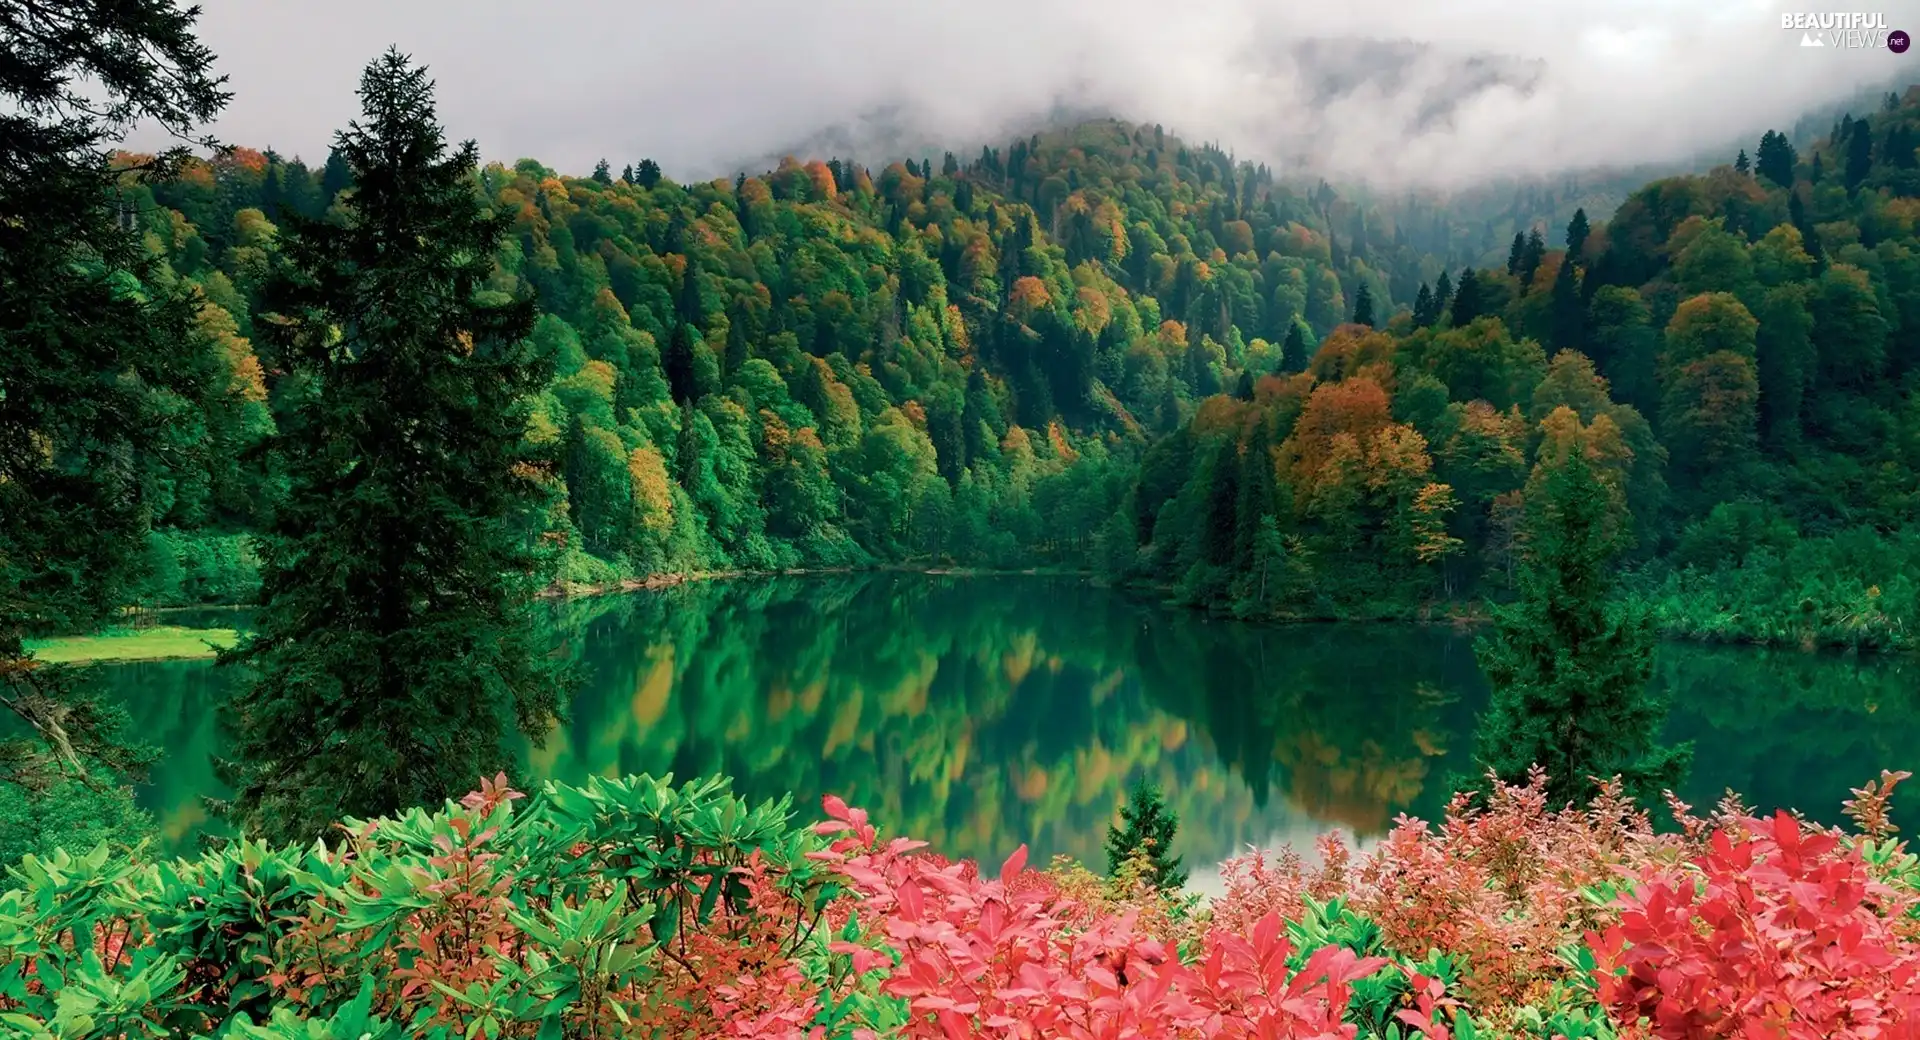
top-left (1549, 247), bottom-right (1584, 351)
top-left (591, 158), bottom-right (612, 185)
top-left (1352, 282), bottom-right (1375, 327)
top-left (1, 0), bottom-right (227, 858)
top-left (219, 50), bottom-right (568, 844)
top-left (1756, 131), bottom-right (1797, 187)
top-left (1281, 321), bottom-right (1308, 372)
top-left (635, 158), bottom-right (662, 189)
top-left (320, 148), bottom-right (353, 207)
top-left (1506, 232), bottom-right (1527, 275)
top-left (1735, 148), bottom-right (1751, 175)
top-left (1433, 271), bottom-right (1454, 322)
top-left (1789, 192), bottom-right (1826, 267)
top-left (621, 163), bottom-right (634, 184)
top-left (1845, 120), bottom-right (1874, 192)
top-left (261, 148), bottom-right (285, 222)
top-left (1565, 208), bottom-right (1591, 262)
top-left (1105, 777), bottom-right (1188, 891)
top-left (1519, 229), bottom-right (1546, 286)
top-left (1412, 282), bottom-right (1434, 326)
top-left (1460, 445), bottom-right (1692, 810)
top-left (1449, 268), bottom-right (1483, 326)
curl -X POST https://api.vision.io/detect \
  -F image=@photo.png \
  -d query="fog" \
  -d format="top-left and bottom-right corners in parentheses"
top-left (129, 0), bottom-right (1914, 190)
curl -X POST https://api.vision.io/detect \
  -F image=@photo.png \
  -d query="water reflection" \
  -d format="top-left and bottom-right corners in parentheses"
top-left (98, 573), bottom-right (1919, 864)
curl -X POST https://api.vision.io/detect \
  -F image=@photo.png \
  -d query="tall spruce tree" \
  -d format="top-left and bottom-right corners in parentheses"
top-left (1461, 442), bottom-right (1691, 810)
top-left (1519, 229), bottom-right (1546, 286)
top-left (1281, 322), bottom-right (1308, 372)
top-left (0, 0), bottom-right (228, 859)
top-left (1449, 268), bottom-right (1483, 326)
top-left (1756, 130), bottom-right (1797, 187)
top-left (1845, 119), bottom-right (1874, 192)
top-left (1352, 282), bottom-right (1375, 327)
top-left (1105, 777), bottom-right (1188, 891)
top-left (1549, 250), bottom-right (1584, 351)
top-left (219, 49), bottom-right (567, 844)
top-left (1565, 208), bottom-right (1591, 265)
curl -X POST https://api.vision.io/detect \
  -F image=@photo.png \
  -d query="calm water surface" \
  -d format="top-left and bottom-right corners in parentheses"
top-left (101, 574), bottom-right (1920, 873)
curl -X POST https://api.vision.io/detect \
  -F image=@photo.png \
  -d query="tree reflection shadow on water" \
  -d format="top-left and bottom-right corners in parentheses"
top-left (99, 573), bottom-right (1919, 866)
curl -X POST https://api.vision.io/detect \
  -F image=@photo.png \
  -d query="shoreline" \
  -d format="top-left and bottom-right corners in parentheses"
top-left (535, 563), bottom-right (1084, 601)
top-left (35, 569), bottom-right (1901, 664)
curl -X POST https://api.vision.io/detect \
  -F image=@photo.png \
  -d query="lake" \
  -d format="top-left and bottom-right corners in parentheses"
top-left (100, 573), bottom-right (1920, 877)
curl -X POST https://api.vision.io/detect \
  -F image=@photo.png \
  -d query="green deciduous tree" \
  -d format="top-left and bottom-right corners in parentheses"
top-left (219, 50), bottom-right (568, 844)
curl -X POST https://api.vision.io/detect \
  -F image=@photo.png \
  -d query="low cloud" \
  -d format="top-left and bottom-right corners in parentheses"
top-left (133, 0), bottom-right (1912, 190)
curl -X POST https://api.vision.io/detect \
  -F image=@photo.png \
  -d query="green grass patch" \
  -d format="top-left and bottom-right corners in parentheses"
top-left (24, 626), bottom-right (238, 664)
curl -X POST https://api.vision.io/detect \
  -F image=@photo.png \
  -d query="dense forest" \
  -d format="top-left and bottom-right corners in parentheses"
top-left (6, 0), bottom-right (1920, 1033)
top-left (114, 88), bottom-right (1920, 652)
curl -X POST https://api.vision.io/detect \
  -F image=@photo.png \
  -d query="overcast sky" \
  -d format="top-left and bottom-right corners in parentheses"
top-left (129, 0), bottom-right (1915, 190)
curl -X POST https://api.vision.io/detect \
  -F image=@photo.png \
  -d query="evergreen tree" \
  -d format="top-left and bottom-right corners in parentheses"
top-left (635, 158), bottom-right (662, 189)
top-left (0, 0), bottom-right (227, 858)
top-left (1460, 445), bottom-right (1691, 810)
top-left (1233, 369), bottom-right (1256, 400)
top-left (1449, 268), bottom-right (1483, 326)
top-left (1281, 321), bottom-right (1308, 372)
top-left (260, 148), bottom-right (285, 222)
top-left (1756, 131), bottom-right (1797, 187)
top-left (1433, 271), bottom-right (1454, 322)
top-left (219, 50), bottom-right (568, 844)
top-left (621, 163), bottom-right (634, 184)
top-left (1412, 282), bottom-right (1435, 326)
top-left (1105, 777), bottom-right (1188, 891)
top-left (1565, 208), bottom-right (1591, 263)
top-left (1352, 282), bottom-right (1375, 327)
top-left (1735, 148), bottom-right (1751, 175)
top-left (591, 158), bottom-right (612, 185)
top-left (1845, 120), bottom-right (1874, 192)
top-left (1506, 232), bottom-right (1527, 275)
top-left (1789, 193), bottom-right (1826, 266)
top-left (1549, 247), bottom-right (1584, 351)
top-left (320, 147), bottom-right (353, 207)
top-left (1519, 229), bottom-right (1546, 286)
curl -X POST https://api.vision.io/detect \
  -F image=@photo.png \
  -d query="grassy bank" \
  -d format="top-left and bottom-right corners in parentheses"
top-left (24, 625), bottom-right (238, 664)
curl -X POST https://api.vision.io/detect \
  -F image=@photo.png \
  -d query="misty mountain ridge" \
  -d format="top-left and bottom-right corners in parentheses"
top-left (719, 45), bottom-right (1906, 219)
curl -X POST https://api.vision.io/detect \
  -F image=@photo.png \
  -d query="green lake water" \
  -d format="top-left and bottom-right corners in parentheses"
top-left (97, 573), bottom-right (1920, 875)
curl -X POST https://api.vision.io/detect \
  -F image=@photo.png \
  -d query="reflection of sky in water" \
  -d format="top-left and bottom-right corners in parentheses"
top-left (92, 574), bottom-right (1920, 867)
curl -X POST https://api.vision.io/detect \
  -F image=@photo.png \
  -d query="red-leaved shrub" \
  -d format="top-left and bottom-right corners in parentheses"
top-left (1592, 808), bottom-right (1920, 1039)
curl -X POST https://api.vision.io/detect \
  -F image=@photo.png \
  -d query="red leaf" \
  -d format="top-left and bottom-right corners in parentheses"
top-left (999, 844), bottom-right (1028, 884)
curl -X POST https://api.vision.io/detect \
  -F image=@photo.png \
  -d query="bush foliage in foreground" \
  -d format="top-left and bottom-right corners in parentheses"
top-left (1, 769), bottom-right (1916, 1039)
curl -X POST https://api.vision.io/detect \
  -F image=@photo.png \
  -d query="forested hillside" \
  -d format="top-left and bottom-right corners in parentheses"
top-left (1114, 90), bottom-right (1920, 648)
top-left (120, 89), bottom-right (1920, 648)
top-left (121, 117), bottom-right (1458, 594)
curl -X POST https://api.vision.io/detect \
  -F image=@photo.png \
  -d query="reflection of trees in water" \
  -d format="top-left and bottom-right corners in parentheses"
top-left (1656, 645), bottom-right (1920, 831)
top-left (94, 579), bottom-right (1915, 858)
top-left (537, 575), bottom-right (1479, 866)
top-left (1127, 620), bottom-right (1482, 836)
top-left (101, 660), bottom-right (238, 848)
